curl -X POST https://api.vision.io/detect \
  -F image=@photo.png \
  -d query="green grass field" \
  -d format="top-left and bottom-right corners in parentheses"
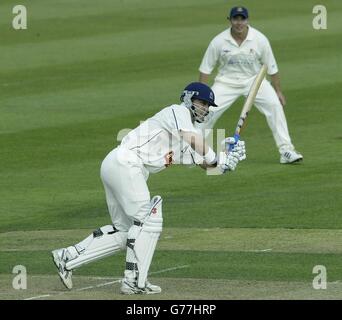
top-left (1, 0), bottom-right (342, 300)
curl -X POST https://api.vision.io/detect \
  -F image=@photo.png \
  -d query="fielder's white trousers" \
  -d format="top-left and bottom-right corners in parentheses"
top-left (197, 78), bottom-right (295, 154)
top-left (100, 147), bottom-right (151, 231)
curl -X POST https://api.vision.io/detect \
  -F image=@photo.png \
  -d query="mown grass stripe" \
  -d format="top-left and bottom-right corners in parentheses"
top-left (1, 250), bottom-right (342, 282)
top-left (1, 228), bottom-right (342, 253)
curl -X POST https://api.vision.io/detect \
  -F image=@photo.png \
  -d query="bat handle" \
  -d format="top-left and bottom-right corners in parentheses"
top-left (227, 133), bottom-right (240, 152)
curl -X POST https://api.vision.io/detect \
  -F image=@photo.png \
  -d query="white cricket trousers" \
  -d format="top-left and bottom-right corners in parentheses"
top-left (100, 146), bottom-right (151, 232)
top-left (198, 78), bottom-right (295, 154)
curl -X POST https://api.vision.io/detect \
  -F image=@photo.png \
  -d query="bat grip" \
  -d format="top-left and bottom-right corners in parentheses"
top-left (227, 133), bottom-right (240, 152)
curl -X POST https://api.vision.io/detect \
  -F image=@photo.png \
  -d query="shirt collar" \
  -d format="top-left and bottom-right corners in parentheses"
top-left (225, 26), bottom-right (254, 44)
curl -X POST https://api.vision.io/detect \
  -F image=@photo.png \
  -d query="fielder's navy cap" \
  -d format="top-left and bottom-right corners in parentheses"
top-left (229, 6), bottom-right (249, 19)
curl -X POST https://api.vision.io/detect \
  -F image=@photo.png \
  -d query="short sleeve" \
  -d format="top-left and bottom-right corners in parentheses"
top-left (260, 37), bottom-right (279, 75)
top-left (199, 40), bottom-right (220, 75)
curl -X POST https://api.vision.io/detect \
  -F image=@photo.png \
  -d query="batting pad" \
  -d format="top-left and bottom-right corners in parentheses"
top-left (134, 196), bottom-right (163, 288)
top-left (65, 225), bottom-right (127, 270)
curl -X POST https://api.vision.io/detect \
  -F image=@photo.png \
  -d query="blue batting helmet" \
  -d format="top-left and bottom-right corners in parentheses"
top-left (180, 82), bottom-right (217, 107)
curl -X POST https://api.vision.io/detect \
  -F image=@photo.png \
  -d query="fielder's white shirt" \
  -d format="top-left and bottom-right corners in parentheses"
top-left (120, 103), bottom-right (202, 173)
top-left (199, 26), bottom-right (278, 86)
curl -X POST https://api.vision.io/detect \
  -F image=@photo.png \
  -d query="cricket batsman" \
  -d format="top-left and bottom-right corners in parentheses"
top-left (51, 82), bottom-right (246, 295)
top-left (198, 6), bottom-right (303, 164)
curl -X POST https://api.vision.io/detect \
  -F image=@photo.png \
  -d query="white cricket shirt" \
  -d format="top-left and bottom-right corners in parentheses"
top-left (120, 104), bottom-right (202, 173)
top-left (199, 26), bottom-right (278, 86)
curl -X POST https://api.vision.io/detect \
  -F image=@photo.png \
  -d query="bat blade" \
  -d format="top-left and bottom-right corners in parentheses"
top-left (227, 64), bottom-right (268, 151)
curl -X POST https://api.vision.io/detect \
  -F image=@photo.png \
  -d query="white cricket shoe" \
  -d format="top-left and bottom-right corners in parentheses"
top-left (120, 278), bottom-right (161, 295)
top-left (280, 150), bottom-right (303, 164)
top-left (52, 248), bottom-right (73, 290)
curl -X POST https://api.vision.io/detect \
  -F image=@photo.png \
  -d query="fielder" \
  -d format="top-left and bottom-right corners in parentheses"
top-left (51, 82), bottom-right (246, 295)
top-left (198, 6), bottom-right (303, 164)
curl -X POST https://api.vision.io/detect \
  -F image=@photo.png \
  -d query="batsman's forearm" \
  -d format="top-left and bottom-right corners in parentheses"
top-left (199, 72), bottom-right (210, 84)
top-left (181, 131), bottom-right (216, 165)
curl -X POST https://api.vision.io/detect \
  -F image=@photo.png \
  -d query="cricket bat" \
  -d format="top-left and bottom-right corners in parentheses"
top-left (207, 64), bottom-right (267, 176)
top-left (227, 64), bottom-right (268, 152)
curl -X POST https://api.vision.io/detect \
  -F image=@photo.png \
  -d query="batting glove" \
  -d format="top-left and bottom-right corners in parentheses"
top-left (221, 137), bottom-right (247, 161)
top-left (217, 151), bottom-right (240, 173)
